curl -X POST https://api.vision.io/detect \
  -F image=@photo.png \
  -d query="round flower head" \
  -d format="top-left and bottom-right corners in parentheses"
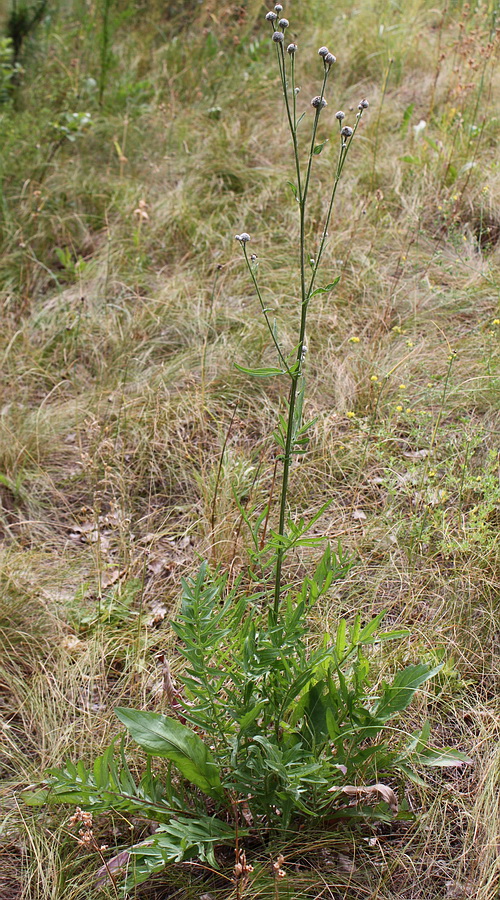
top-left (279, 17), bottom-right (289, 28)
top-left (335, 110), bottom-right (345, 120)
top-left (275, 2), bottom-right (283, 10)
top-left (324, 51), bottom-right (336, 66)
top-left (265, 10), bottom-right (277, 21)
top-left (358, 98), bottom-right (369, 109)
top-left (341, 125), bottom-right (353, 138)
top-left (238, 232), bottom-right (250, 243)
top-left (311, 95), bottom-right (327, 109)
top-left (272, 31), bottom-right (284, 42)
top-left (318, 46), bottom-right (329, 57)
top-left (287, 42), bottom-right (297, 54)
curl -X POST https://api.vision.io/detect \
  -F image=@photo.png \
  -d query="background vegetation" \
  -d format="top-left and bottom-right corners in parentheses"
top-left (0, 0), bottom-right (499, 897)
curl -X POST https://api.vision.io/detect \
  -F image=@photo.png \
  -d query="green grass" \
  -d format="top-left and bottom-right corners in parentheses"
top-left (0, 0), bottom-right (499, 897)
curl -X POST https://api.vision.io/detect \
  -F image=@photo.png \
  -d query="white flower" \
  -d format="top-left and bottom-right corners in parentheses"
top-left (413, 119), bottom-right (427, 138)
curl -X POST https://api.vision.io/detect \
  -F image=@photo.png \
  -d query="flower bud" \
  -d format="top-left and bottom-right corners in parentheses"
top-left (287, 42), bottom-right (297, 54)
top-left (272, 31), bottom-right (284, 42)
top-left (238, 232), bottom-right (251, 243)
top-left (265, 10), bottom-right (277, 20)
top-left (274, 2), bottom-right (283, 10)
top-left (318, 46), bottom-right (329, 57)
top-left (358, 98), bottom-right (369, 109)
top-left (335, 110), bottom-right (345, 120)
top-left (341, 125), bottom-right (353, 138)
top-left (279, 17), bottom-right (289, 28)
top-left (324, 52), bottom-right (336, 66)
top-left (311, 96), bottom-right (327, 109)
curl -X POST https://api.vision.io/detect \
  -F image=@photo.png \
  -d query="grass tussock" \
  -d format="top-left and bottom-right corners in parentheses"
top-left (0, 0), bottom-right (499, 897)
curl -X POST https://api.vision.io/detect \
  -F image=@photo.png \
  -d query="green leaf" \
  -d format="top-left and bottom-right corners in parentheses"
top-left (335, 619), bottom-right (346, 657)
top-left (373, 664), bottom-right (443, 721)
top-left (286, 180), bottom-right (298, 199)
top-left (313, 139), bottom-right (328, 155)
top-left (234, 364), bottom-right (284, 377)
top-left (115, 709), bottom-right (224, 798)
top-left (412, 747), bottom-right (472, 767)
top-left (357, 612), bottom-right (386, 644)
top-left (309, 276), bottom-right (340, 298)
top-left (122, 816), bottom-right (239, 891)
top-left (400, 103), bottom-right (414, 136)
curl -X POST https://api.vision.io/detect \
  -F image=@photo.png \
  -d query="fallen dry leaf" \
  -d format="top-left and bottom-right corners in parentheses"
top-left (95, 849), bottom-right (130, 885)
top-left (329, 782), bottom-right (398, 814)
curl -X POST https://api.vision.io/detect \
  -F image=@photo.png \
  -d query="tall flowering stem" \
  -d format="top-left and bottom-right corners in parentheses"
top-left (237, 7), bottom-right (368, 622)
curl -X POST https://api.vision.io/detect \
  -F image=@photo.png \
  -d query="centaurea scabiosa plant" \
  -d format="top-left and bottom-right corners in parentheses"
top-left (236, 9), bottom-right (368, 621)
top-left (28, 6), bottom-right (469, 894)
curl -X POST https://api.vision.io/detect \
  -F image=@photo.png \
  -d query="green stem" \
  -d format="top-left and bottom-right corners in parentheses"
top-left (242, 244), bottom-right (291, 373)
top-left (307, 110), bottom-right (365, 298)
top-left (272, 66), bottom-right (331, 622)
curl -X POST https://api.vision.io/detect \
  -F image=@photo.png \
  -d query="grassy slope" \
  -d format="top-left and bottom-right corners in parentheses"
top-left (0, 0), bottom-right (499, 897)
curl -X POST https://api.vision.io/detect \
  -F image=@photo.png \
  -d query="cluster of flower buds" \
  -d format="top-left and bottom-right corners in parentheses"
top-left (311, 96), bottom-right (327, 109)
top-left (273, 854), bottom-right (286, 878)
top-left (235, 233), bottom-right (251, 244)
top-left (318, 46), bottom-right (336, 67)
top-left (334, 99), bottom-right (369, 143)
top-left (234, 848), bottom-right (254, 885)
top-left (67, 808), bottom-right (108, 853)
top-left (266, 4), bottom-right (292, 45)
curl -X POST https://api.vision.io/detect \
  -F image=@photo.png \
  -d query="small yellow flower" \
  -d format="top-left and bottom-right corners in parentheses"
top-left (370, 375), bottom-right (379, 382)
top-left (395, 405), bottom-right (403, 412)
top-left (406, 340), bottom-right (414, 348)
top-left (493, 319), bottom-right (500, 325)
top-left (399, 383), bottom-right (407, 390)
top-left (438, 205), bottom-right (443, 210)
top-left (401, 254), bottom-right (407, 261)
top-left (346, 411), bottom-right (356, 418)
top-left (428, 470), bottom-right (436, 477)
top-left (406, 407), bottom-right (414, 413)
top-left (427, 382), bottom-right (433, 387)
top-left (462, 234), bottom-right (467, 241)
top-left (482, 185), bottom-right (489, 193)
top-left (349, 336), bottom-right (360, 343)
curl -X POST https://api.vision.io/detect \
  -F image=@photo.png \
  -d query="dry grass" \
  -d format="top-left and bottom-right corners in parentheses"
top-left (0, 0), bottom-right (499, 896)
